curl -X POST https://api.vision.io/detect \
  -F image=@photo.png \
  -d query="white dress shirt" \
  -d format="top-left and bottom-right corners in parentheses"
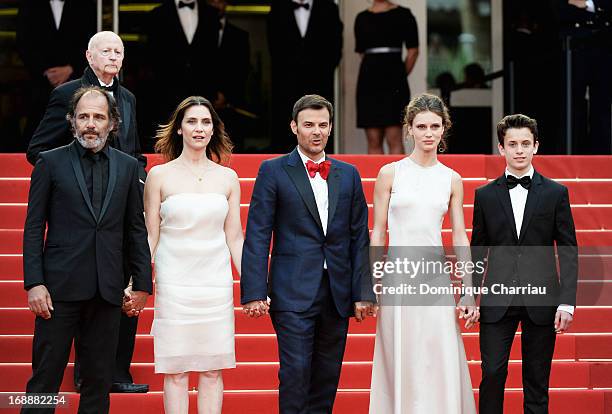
top-left (218, 16), bottom-right (226, 47)
top-left (175, 0), bottom-right (198, 44)
top-left (98, 78), bottom-right (114, 97)
top-left (506, 166), bottom-right (574, 316)
top-left (293, 0), bottom-right (313, 38)
top-left (585, 0), bottom-right (595, 12)
top-left (49, 0), bottom-right (64, 30)
top-left (297, 146), bottom-right (328, 268)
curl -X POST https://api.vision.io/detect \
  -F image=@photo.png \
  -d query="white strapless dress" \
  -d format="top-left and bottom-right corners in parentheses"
top-left (152, 193), bottom-right (236, 374)
top-left (369, 158), bottom-right (476, 414)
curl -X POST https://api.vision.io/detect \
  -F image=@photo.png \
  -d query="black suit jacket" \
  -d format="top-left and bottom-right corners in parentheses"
top-left (23, 142), bottom-right (152, 306)
top-left (146, 0), bottom-right (219, 104)
top-left (558, 0), bottom-right (612, 33)
top-left (26, 68), bottom-right (147, 181)
top-left (267, 0), bottom-right (343, 102)
top-left (217, 21), bottom-right (250, 106)
top-left (471, 171), bottom-right (578, 324)
top-left (17, 0), bottom-right (95, 83)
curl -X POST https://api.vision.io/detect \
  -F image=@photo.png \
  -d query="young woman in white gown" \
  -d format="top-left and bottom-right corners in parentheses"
top-left (369, 93), bottom-right (479, 413)
top-left (144, 96), bottom-right (245, 414)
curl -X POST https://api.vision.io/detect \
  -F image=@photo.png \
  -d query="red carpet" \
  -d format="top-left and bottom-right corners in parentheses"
top-left (0, 154), bottom-right (611, 413)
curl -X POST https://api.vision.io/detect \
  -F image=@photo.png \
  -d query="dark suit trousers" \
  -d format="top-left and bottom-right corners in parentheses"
top-left (23, 297), bottom-right (121, 414)
top-left (270, 272), bottom-right (349, 414)
top-left (479, 306), bottom-right (556, 414)
top-left (74, 313), bottom-right (137, 384)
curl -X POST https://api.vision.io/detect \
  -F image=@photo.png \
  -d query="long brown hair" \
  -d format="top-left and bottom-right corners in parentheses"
top-left (154, 96), bottom-right (233, 164)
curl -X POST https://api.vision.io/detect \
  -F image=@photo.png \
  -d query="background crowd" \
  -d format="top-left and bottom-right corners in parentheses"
top-left (0, 0), bottom-right (609, 154)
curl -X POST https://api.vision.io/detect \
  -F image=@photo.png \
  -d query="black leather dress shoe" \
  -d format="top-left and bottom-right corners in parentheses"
top-left (110, 382), bottom-right (149, 393)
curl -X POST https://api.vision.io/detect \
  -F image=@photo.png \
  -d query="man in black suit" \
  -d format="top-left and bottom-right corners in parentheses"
top-left (207, 0), bottom-right (251, 151)
top-left (268, 0), bottom-right (343, 153)
top-left (26, 31), bottom-right (149, 394)
top-left (22, 86), bottom-right (152, 414)
top-left (471, 114), bottom-right (578, 413)
top-left (17, 0), bottom-right (96, 148)
top-left (146, 0), bottom-right (220, 125)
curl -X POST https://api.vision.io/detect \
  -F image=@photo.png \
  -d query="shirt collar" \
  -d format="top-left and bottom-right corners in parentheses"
top-left (505, 165), bottom-right (534, 179)
top-left (98, 77), bottom-right (114, 88)
top-left (175, 0), bottom-right (197, 9)
top-left (297, 146), bottom-right (325, 165)
top-left (293, 0), bottom-right (313, 7)
top-left (76, 140), bottom-right (110, 158)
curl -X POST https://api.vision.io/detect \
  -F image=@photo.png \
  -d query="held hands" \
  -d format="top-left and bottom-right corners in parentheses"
top-left (27, 285), bottom-right (54, 319)
top-left (44, 65), bottom-right (73, 87)
top-left (354, 301), bottom-right (378, 322)
top-left (122, 286), bottom-right (149, 317)
top-left (243, 300), bottom-right (270, 318)
top-left (555, 310), bottom-right (573, 334)
top-left (456, 296), bottom-right (480, 329)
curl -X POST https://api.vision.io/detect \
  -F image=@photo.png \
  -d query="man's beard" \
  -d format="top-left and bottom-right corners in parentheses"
top-left (74, 129), bottom-right (109, 151)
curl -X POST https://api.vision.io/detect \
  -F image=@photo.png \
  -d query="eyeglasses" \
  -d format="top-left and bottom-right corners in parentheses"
top-left (99, 49), bottom-right (124, 58)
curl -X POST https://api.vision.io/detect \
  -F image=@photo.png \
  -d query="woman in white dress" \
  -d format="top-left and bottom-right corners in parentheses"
top-left (369, 93), bottom-right (479, 413)
top-left (144, 96), bottom-right (245, 414)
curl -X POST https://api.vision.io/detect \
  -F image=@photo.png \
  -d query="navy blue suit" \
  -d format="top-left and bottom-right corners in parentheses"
top-left (241, 149), bottom-right (373, 413)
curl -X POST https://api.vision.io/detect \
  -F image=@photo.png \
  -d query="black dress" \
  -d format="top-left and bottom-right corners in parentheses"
top-left (355, 6), bottom-right (419, 128)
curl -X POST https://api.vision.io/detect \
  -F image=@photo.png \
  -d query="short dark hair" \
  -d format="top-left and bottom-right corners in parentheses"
top-left (496, 114), bottom-right (538, 146)
top-left (292, 94), bottom-right (333, 123)
top-left (66, 86), bottom-right (120, 141)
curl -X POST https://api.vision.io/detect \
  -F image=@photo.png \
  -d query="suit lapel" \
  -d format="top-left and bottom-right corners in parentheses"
top-left (283, 149), bottom-right (323, 232)
top-left (326, 158), bottom-right (341, 225)
top-left (69, 142), bottom-right (97, 221)
top-left (304, 0), bottom-right (319, 39)
top-left (117, 87), bottom-right (130, 144)
top-left (493, 175), bottom-right (519, 243)
top-left (98, 148), bottom-right (117, 224)
top-left (518, 172), bottom-right (543, 244)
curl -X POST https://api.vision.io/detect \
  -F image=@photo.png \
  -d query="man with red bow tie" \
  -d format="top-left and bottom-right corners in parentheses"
top-left (241, 94), bottom-right (376, 413)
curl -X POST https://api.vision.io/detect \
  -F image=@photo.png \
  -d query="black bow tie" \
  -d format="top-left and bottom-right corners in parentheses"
top-left (292, 1), bottom-right (310, 10)
top-left (178, 1), bottom-right (195, 9)
top-left (506, 175), bottom-right (532, 190)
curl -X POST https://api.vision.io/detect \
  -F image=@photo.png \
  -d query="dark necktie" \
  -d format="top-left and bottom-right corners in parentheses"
top-left (90, 152), bottom-right (102, 218)
top-left (306, 160), bottom-right (331, 180)
top-left (506, 174), bottom-right (531, 190)
top-left (291, 1), bottom-right (310, 10)
top-left (178, 1), bottom-right (195, 9)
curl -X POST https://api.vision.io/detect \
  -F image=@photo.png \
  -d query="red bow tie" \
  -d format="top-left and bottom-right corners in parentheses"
top-left (306, 159), bottom-right (331, 180)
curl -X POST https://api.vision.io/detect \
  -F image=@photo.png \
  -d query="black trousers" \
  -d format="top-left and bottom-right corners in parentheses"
top-left (74, 313), bottom-right (138, 384)
top-left (479, 306), bottom-right (556, 414)
top-left (270, 272), bottom-right (349, 414)
top-left (22, 297), bottom-right (121, 414)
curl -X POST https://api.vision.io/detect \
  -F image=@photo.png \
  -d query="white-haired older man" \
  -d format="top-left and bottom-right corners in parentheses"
top-left (26, 31), bottom-right (148, 394)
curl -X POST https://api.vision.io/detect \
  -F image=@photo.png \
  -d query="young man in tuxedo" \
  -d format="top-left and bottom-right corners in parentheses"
top-left (241, 95), bottom-right (375, 413)
top-left (26, 31), bottom-right (149, 394)
top-left (22, 87), bottom-right (152, 413)
top-left (471, 114), bottom-right (578, 413)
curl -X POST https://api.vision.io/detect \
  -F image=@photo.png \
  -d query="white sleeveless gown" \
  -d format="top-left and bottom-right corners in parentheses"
top-left (152, 193), bottom-right (236, 374)
top-left (369, 158), bottom-right (476, 414)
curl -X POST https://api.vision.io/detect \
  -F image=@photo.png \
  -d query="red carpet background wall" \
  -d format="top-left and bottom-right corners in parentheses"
top-left (0, 154), bottom-right (611, 413)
